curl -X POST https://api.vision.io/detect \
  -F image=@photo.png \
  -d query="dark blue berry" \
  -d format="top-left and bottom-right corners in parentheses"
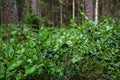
top-left (109, 64), bottom-right (114, 68)
top-left (87, 29), bottom-right (91, 32)
top-left (61, 43), bottom-right (69, 48)
top-left (41, 48), bottom-right (44, 52)
top-left (75, 62), bottom-right (79, 65)
top-left (88, 52), bottom-right (92, 56)
top-left (95, 29), bottom-right (98, 32)
top-left (47, 50), bottom-right (53, 54)
top-left (34, 46), bottom-right (36, 48)
top-left (94, 38), bottom-right (97, 42)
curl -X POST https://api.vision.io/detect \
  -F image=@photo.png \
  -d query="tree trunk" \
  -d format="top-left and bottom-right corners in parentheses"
top-left (0, 6), bottom-right (4, 24)
top-left (77, 0), bottom-right (80, 24)
top-left (31, 0), bottom-right (39, 15)
top-left (72, 0), bottom-right (75, 19)
top-left (60, 3), bottom-right (63, 27)
top-left (95, 0), bottom-right (98, 22)
top-left (84, 0), bottom-right (94, 21)
top-left (82, 0), bottom-right (85, 22)
top-left (4, 0), bottom-right (18, 25)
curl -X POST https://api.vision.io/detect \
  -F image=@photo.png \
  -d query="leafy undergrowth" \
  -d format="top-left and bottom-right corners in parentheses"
top-left (0, 18), bottom-right (120, 80)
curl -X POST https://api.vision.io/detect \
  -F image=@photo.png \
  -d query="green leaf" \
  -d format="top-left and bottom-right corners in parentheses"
top-left (15, 72), bottom-right (23, 80)
top-left (24, 65), bottom-right (37, 76)
top-left (10, 38), bottom-right (15, 42)
top-left (106, 25), bottom-right (111, 31)
top-left (7, 60), bottom-right (23, 71)
top-left (11, 31), bottom-right (17, 35)
top-left (27, 59), bottom-right (32, 64)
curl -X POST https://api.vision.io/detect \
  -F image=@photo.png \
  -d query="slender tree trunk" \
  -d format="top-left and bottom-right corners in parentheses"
top-left (60, 3), bottom-right (63, 27)
top-left (63, 0), bottom-right (67, 25)
top-left (31, 0), bottom-right (39, 15)
top-left (77, 0), bottom-right (80, 24)
top-left (72, 0), bottom-right (75, 19)
top-left (115, 0), bottom-right (118, 17)
top-left (102, 0), bottom-right (105, 15)
top-left (51, 0), bottom-right (54, 27)
top-left (0, 7), bottom-right (3, 24)
top-left (102, 0), bottom-right (110, 17)
top-left (77, 0), bottom-right (80, 16)
top-left (82, 1), bottom-right (85, 22)
top-left (4, 0), bottom-right (18, 25)
top-left (95, 0), bottom-right (98, 22)
top-left (84, 0), bottom-right (94, 21)
top-left (17, 0), bottom-right (25, 21)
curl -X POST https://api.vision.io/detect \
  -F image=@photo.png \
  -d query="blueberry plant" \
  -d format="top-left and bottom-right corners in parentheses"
top-left (0, 17), bottom-right (120, 80)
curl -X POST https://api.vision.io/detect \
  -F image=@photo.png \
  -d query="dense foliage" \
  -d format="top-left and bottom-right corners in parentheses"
top-left (0, 17), bottom-right (120, 80)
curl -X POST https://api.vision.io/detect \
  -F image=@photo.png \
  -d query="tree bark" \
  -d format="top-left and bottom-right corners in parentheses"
top-left (0, 6), bottom-right (4, 24)
top-left (4, 0), bottom-right (18, 25)
top-left (60, 3), bottom-right (63, 27)
top-left (72, 0), bottom-right (75, 19)
top-left (95, 0), bottom-right (98, 22)
top-left (84, 0), bottom-right (94, 21)
top-left (31, 0), bottom-right (39, 15)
